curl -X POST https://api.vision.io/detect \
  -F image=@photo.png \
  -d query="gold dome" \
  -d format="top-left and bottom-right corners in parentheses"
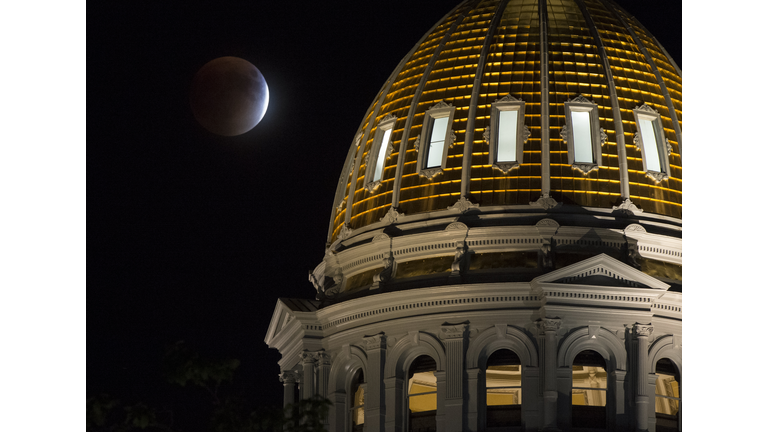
top-left (329, 0), bottom-right (681, 243)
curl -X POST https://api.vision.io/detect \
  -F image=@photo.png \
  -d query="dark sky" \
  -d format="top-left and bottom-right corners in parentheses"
top-left (88, 0), bottom-right (681, 428)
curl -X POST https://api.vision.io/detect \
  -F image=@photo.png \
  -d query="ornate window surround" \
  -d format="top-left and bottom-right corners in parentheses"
top-left (632, 104), bottom-right (672, 183)
top-left (561, 95), bottom-right (606, 175)
top-left (364, 114), bottom-right (398, 193)
top-left (485, 95), bottom-right (529, 174)
top-left (415, 101), bottom-right (456, 180)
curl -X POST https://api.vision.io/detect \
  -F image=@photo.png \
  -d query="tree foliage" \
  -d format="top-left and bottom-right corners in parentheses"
top-left (87, 342), bottom-right (330, 432)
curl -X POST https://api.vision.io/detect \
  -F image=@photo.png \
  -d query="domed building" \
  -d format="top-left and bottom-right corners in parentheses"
top-left (265, 1), bottom-right (681, 431)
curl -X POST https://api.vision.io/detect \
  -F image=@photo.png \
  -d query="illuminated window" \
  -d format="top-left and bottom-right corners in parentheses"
top-left (571, 350), bottom-right (607, 429)
top-left (633, 104), bottom-right (671, 183)
top-left (416, 101), bottom-right (456, 179)
top-left (485, 349), bottom-right (522, 428)
top-left (562, 96), bottom-right (606, 175)
top-left (350, 369), bottom-right (365, 432)
top-left (654, 358), bottom-right (680, 432)
top-left (364, 114), bottom-right (397, 193)
top-left (407, 355), bottom-right (437, 432)
top-left (486, 95), bottom-right (529, 174)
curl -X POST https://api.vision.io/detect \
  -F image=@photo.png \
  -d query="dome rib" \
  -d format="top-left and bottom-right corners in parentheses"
top-left (461, 0), bottom-right (512, 198)
top-left (603, 0), bottom-right (683, 160)
top-left (391, 0), bottom-right (481, 210)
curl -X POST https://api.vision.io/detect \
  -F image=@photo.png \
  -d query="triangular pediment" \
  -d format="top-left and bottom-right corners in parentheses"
top-left (532, 253), bottom-right (669, 290)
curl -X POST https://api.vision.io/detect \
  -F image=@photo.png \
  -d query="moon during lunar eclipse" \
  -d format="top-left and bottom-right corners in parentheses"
top-left (190, 56), bottom-right (269, 136)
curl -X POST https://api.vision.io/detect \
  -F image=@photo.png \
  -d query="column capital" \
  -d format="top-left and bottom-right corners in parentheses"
top-left (279, 370), bottom-right (300, 384)
top-left (363, 332), bottom-right (387, 350)
top-left (440, 322), bottom-right (468, 340)
top-left (301, 350), bottom-right (318, 364)
top-left (536, 317), bottom-right (561, 333)
top-left (316, 349), bottom-right (332, 366)
top-left (633, 323), bottom-right (653, 338)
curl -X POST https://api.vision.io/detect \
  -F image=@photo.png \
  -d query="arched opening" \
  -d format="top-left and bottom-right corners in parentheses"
top-left (571, 350), bottom-right (607, 429)
top-left (350, 369), bottom-right (365, 432)
top-left (407, 355), bottom-right (437, 432)
top-left (654, 358), bottom-right (680, 432)
top-left (485, 349), bottom-right (522, 428)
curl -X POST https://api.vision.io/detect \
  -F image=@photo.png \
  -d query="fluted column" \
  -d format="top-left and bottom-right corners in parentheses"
top-left (301, 350), bottom-right (317, 400)
top-left (633, 324), bottom-right (653, 432)
top-left (440, 324), bottom-right (468, 432)
top-left (364, 333), bottom-right (387, 432)
top-left (280, 370), bottom-right (301, 408)
top-left (537, 318), bottom-right (561, 432)
top-left (316, 350), bottom-right (332, 398)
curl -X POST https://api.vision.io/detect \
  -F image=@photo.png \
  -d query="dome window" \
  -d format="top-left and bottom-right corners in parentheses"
top-left (633, 104), bottom-right (672, 183)
top-left (416, 101), bottom-right (456, 179)
top-left (561, 96), bottom-right (607, 175)
top-left (486, 95), bottom-right (529, 174)
top-left (364, 114), bottom-right (397, 193)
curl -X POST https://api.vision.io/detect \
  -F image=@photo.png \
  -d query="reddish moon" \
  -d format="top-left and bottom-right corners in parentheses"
top-left (190, 57), bottom-right (269, 136)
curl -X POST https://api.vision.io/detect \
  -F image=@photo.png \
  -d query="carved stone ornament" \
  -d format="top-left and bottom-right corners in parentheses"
top-left (372, 233), bottom-right (391, 243)
top-left (432, 100), bottom-right (453, 110)
top-left (363, 333), bottom-right (387, 350)
top-left (445, 221), bottom-right (468, 231)
top-left (309, 271), bottom-right (324, 294)
top-left (624, 223), bottom-right (646, 233)
top-left (530, 193), bottom-right (558, 210)
top-left (572, 162), bottom-right (599, 175)
top-left (634, 103), bottom-right (659, 115)
top-left (448, 196), bottom-right (479, 213)
top-left (419, 167), bottom-right (443, 179)
top-left (372, 254), bottom-right (395, 287)
top-left (380, 206), bottom-right (403, 225)
top-left (483, 126), bottom-right (490, 143)
top-left (633, 323), bottom-right (653, 338)
top-left (599, 127), bottom-right (607, 146)
top-left (301, 350), bottom-right (317, 364)
top-left (560, 123), bottom-right (569, 143)
top-left (451, 240), bottom-right (467, 275)
top-left (570, 95), bottom-right (595, 105)
top-left (316, 349), bottom-right (332, 366)
top-left (613, 198), bottom-right (643, 214)
top-left (413, 134), bottom-right (421, 153)
top-left (536, 318), bottom-right (562, 333)
top-left (339, 223), bottom-right (353, 240)
top-left (332, 268), bottom-right (344, 285)
top-left (447, 130), bottom-right (457, 148)
top-left (440, 323), bottom-right (468, 340)
top-left (536, 218), bottom-right (559, 228)
top-left (336, 198), bottom-right (346, 213)
top-left (540, 243), bottom-right (553, 268)
top-left (493, 161), bottom-right (520, 174)
top-left (364, 180), bottom-right (382, 193)
top-left (666, 138), bottom-right (672, 156)
top-left (279, 370), bottom-right (300, 384)
top-left (646, 171), bottom-right (669, 183)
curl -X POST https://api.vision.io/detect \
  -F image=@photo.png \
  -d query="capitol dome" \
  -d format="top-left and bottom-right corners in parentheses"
top-left (267, 1), bottom-right (682, 431)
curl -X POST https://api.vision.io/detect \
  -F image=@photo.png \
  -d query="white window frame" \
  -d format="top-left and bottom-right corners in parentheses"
top-left (485, 94), bottom-right (529, 174)
top-left (632, 104), bottom-right (672, 183)
top-left (561, 95), bottom-right (607, 175)
top-left (364, 114), bottom-right (397, 193)
top-left (415, 101), bottom-right (456, 179)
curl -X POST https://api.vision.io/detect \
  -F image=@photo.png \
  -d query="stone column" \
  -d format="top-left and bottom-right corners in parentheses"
top-left (316, 350), bottom-right (332, 398)
top-left (537, 318), bottom-right (561, 432)
top-left (440, 324), bottom-right (468, 432)
top-left (364, 333), bottom-right (387, 432)
top-left (301, 350), bottom-right (317, 400)
top-left (279, 370), bottom-right (300, 408)
top-left (465, 368), bottom-right (481, 432)
top-left (633, 324), bottom-right (653, 432)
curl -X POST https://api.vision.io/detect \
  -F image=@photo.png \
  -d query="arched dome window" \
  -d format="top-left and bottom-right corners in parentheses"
top-left (571, 350), bottom-right (607, 429)
top-left (407, 355), bottom-right (438, 432)
top-left (485, 349), bottom-right (522, 428)
top-left (632, 104), bottom-right (672, 183)
top-left (654, 358), bottom-right (681, 432)
top-left (349, 369), bottom-right (365, 432)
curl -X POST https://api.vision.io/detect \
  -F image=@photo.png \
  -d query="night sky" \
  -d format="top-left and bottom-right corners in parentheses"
top-left (87, 0), bottom-right (681, 429)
